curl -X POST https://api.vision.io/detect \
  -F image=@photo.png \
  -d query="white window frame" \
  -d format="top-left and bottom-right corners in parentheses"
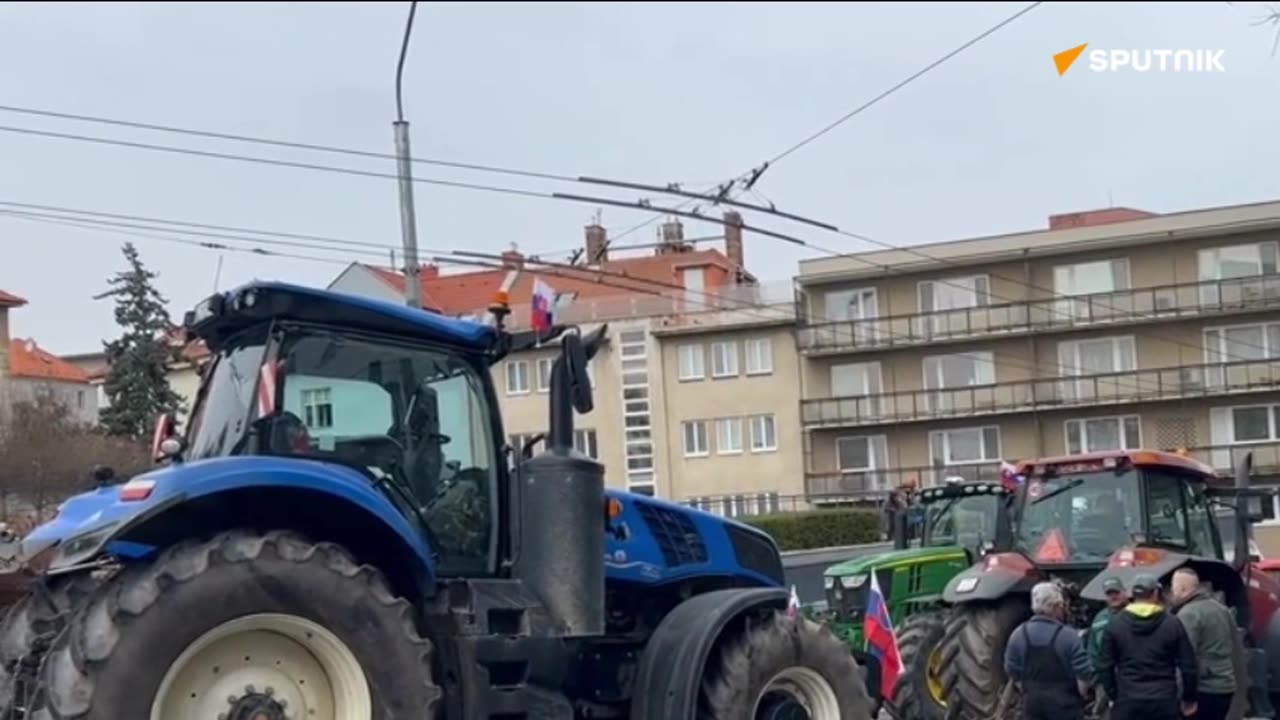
top-left (923, 352), bottom-right (996, 389)
top-left (821, 287), bottom-right (880, 345)
top-left (677, 344), bottom-right (705, 381)
top-left (1203, 322), bottom-right (1280, 387)
top-left (929, 426), bottom-right (1001, 467)
top-left (918, 275), bottom-right (991, 337)
top-left (1199, 241), bottom-right (1280, 306)
top-left (573, 428), bottom-right (599, 459)
top-left (505, 360), bottom-right (530, 395)
top-left (683, 420), bottom-right (709, 457)
top-left (711, 341), bottom-right (739, 378)
top-left (535, 357), bottom-right (554, 393)
top-left (745, 337), bottom-right (774, 376)
top-left (715, 417), bottom-right (743, 455)
top-left (1064, 415), bottom-right (1142, 454)
top-left (835, 435), bottom-right (888, 472)
top-left (1053, 258), bottom-right (1132, 296)
top-left (749, 414), bottom-right (778, 453)
top-left (301, 387), bottom-right (334, 429)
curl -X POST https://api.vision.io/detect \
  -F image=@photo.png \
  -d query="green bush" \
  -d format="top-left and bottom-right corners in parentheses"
top-left (746, 508), bottom-right (881, 551)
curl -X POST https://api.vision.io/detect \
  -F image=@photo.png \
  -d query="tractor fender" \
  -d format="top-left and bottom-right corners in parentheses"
top-left (943, 558), bottom-right (1040, 604)
top-left (629, 587), bottom-right (787, 720)
top-left (1079, 553), bottom-right (1195, 602)
top-left (34, 456), bottom-right (437, 598)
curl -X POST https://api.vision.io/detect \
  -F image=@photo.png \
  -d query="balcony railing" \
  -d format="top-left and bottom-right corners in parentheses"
top-left (802, 359), bottom-right (1280, 428)
top-left (806, 461), bottom-right (1004, 499)
top-left (799, 274), bottom-right (1280, 353)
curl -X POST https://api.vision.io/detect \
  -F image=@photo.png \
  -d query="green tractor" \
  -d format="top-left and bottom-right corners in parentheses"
top-left (819, 479), bottom-right (1014, 720)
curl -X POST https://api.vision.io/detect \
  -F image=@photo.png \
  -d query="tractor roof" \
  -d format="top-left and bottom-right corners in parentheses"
top-left (1015, 449), bottom-right (1216, 478)
top-left (186, 281), bottom-right (499, 352)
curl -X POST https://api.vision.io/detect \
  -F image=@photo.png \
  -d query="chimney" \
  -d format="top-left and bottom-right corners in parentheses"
top-left (657, 219), bottom-right (690, 255)
top-left (1048, 207), bottom-right (1155, 230)
top-left (501, 243), bottom-right (524, 269)
top-left (585, 223), bottom-right (608, 264)
top-left (420, 263), bottom-right (440, 279)
top-left (724, 210), bottom-right (744, 272)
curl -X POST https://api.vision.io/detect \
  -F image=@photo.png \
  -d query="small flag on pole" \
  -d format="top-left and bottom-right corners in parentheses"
top-left (786, 585), bottom-right (801, 619)
top-left (999, 460), bottom-right (1023, 492)
top-left (531, 278), bottom-right (556, 332)
top-left (863, 569), bottom-right (905, 702)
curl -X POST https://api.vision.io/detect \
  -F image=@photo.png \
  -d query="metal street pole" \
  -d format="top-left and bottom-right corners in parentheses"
top-left (394, 1), bottom-right (422, 309)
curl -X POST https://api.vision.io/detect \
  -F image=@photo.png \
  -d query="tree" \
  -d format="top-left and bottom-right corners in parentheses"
top-left (98, 243), bottom-right (183, 439)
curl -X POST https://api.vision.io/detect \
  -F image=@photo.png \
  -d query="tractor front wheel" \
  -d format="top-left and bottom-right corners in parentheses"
top-left (0, 573), bottom-right (101, 716)
top-left (892, 609), bottom-right (950, 720)
top-left (29, 530), bottom-right (441, 720)
top-left (701, 612), bottom-right (873, 719)
top-left (938, 598), bottom-right (1029, 720)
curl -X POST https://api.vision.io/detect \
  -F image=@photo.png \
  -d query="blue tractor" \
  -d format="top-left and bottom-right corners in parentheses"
top-left (0, 282), bottom-right (869, 720)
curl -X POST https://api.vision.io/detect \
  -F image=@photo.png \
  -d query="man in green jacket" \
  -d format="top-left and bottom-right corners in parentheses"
top-left (1087, 576), bottom-right (1129, 715)
top-left (1171, 567), bottom-right (1238, 720)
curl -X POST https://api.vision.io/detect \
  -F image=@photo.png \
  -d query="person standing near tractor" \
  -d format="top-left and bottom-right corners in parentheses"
top-left (1087, 576), bottom-right (1130, 714)
top-left (1004, 582), bottom-right (1093, 720)
top-left (1097, 574), bottom-right (1199, 720)
top-left (1170, 568), bottom-right (1238, 720)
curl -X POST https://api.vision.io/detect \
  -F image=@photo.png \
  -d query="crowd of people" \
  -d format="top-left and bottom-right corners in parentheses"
top-left (1004, 569), bottom-right (1241, 720)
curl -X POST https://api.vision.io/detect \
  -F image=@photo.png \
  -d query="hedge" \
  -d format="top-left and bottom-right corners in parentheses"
top-left (745, 508), bottom-right (882, 551)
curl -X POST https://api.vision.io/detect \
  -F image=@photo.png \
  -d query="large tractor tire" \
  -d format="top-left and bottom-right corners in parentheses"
top-left (701, 611), bottom-right (873, 719)
top-left (0, 574), bottom-right (100, 716)
top-left (28, 530), bottom-right (441, 720)
top-left (892, 609), bottom-right (949, 720)
top-left (938, 598), bottom-right (1029, 720)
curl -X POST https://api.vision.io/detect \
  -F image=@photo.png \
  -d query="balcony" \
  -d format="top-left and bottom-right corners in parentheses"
top-left (799, 274), bottom-right (1280, 355)
top-left (805, 461), bottom-right (1003, 500)
top-left (802, 359), bottom-right (1280, 428)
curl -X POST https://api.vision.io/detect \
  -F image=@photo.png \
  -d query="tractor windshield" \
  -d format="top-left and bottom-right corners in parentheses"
top-left (1016, 470), bottom-right (1143, 563)
top-left (924, 495), bottom-right (999, 551)
top-left (185, 327), bottom-right (269, 459)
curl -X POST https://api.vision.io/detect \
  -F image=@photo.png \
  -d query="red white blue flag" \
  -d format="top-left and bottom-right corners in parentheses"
top-left (786, 585), bottom-right (801, 619)
top-left (531, 278), bottom-right (555, 332)
top-left (863, 569), bottom-right (904, 701)
top-left (999, 459), bottom-right (1023, 492)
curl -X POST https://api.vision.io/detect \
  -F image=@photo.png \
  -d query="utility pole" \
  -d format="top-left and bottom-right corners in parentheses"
top-left (394, 1), bottom-right (422, 308)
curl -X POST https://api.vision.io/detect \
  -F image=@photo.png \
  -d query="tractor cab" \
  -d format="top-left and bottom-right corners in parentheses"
top-left (912, 480), bottom-right (1013, 563)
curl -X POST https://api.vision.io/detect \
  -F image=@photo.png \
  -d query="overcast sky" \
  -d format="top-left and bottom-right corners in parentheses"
top-left (2, 1), bottom-right (1279, 354)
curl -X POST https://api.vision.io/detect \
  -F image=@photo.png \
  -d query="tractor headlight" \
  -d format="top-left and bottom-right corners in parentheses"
top-left (956, 577), bottom-right (980, 594)
top-left (824, 576), bottom-right (836, 590)
top-left (841, 574), bottom-right (868, 589)
top-left (51, 523), bottom-right (121, 570)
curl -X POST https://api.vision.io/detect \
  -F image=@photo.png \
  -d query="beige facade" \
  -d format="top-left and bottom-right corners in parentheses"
top-left (796, 199), bottom-right (1280, 517)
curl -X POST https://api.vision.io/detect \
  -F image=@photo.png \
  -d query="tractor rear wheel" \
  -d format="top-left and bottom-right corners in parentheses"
top-left (701, 612), bottom-right (873, 719)
top-left (0, 574), bottom-right (100, 716)
top-left (28, 530), bottom-right (441, 720)
top-left (892, 609), bottom-right (949, 720)
top-left (938, 598), bottom-right (1029, 720)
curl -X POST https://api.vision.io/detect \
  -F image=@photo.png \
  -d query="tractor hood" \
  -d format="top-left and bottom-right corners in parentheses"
top-left (824, 545), bottom-right (966, 577)
top-left (20, 455), bottom-right (432, 575)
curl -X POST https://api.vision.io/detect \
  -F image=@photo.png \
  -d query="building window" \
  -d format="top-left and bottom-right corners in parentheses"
top-left (620, 327), bottom-right (656, 494)
top-left (77, 390), bottom-right (85, 409)
top-left (918, 275), bottom-right (990, 313)
top-left (1065, 415), bottom-right (1141, 454)
top-left (1054, 258), bottom-right (1131, 320)
top-left (923, 352), bottom-right (994, 412)
top-left (711, 341), bottom-right (739, 378)
top-left (683, 420), bottom-right (709, 457)
top-left (745, 338), bottom-right (774, 375)
top-left (831, 362), bottom-right (883, 396)
top-left (836, 435), bottom-right (888, 472)
top-left (749, 414), bottom-right (777, 453)
top-left (301, 388), bottom-right (334, 429)
top-left (929, 426), bottom-right (1000, 466)
top-left (1204, 322), bottom-right (1280, 387)
top-left (1199, 241), bottom-right (1280, 306)
top-left (573, 429), bottom-right (598, 459)
top-left (508, 432), bottom-right (542, 456)
top-left (716, 418), bottom-right (743, 455)
top-left (678, 344), bottom-right (705, 381)
top-left (535, 357), bottom-right (554, 393)
top-left (1057, 336), bottom-right (1137, 400)
top-left (506, 360), bottom-right (530, 395)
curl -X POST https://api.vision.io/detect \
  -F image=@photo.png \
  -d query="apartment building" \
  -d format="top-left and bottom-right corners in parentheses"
top-left (329, 213), bottom-right (798, 508)
top-left (795, 199), bottom-right (1280, 520)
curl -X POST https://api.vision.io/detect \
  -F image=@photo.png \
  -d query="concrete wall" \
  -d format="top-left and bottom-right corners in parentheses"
top-left (8, 378), bottom-right (98, 426)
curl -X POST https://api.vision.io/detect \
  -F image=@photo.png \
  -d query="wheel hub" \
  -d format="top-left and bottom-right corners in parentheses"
top-left (757, 691), bottom-right (811, 720)
top-left (228, 693), bottom-right (287, 720)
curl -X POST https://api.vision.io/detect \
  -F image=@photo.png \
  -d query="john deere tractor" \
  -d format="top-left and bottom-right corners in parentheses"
top-left (820, 479), bottom-right (1013, 720)
top-left (939, 450), bottom-right (1280, 720)
top-left (0, 282), bottom-right (871, 719)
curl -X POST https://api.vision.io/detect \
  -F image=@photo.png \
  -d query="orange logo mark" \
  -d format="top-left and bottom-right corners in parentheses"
top-left (1054, 43), bottom-right (1088, 76)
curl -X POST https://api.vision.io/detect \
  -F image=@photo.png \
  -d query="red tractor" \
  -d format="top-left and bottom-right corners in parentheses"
top-left (937, 449), bottom-right (1280, 719)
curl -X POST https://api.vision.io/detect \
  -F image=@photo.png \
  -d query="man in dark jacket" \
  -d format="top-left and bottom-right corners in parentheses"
top-left (1171, 568), bottom-right (1238, 720)
top-left (1098, 574), bottom-right (1199, 720)
top-left (1005, 582), bottom-right (1093, 720)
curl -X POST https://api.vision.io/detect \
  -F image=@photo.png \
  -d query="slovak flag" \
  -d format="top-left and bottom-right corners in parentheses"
top-left (531, 278), bottom-right (555, 332)
top-left (863, 569), bottom-right (904, 701)
top-left (786, 585), bottom-right (801, 619)
top-left (999, 460), bottom-right (1023, 492)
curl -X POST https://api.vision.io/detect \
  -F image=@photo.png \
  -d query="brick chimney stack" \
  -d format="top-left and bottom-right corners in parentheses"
top-left (584, 223), bottom-right (608, 264)
top-left (724, 210), bottom-right (744, 272)
top-left (500, 243), bottom-right (524, 269)
top-left (657, 219), bottom-right (689, 255)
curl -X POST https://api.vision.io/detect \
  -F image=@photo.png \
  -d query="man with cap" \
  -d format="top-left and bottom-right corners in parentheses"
top-left (1098, 573), bottom-right (1199, 720)
top-left (1004, 582), bottom-right (1093, 720)
top-left (1086, 576), bottom-right (1130, 714)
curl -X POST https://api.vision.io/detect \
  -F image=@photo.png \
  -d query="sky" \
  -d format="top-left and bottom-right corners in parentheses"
top-left (2, 1), bottom-right (1279, 354)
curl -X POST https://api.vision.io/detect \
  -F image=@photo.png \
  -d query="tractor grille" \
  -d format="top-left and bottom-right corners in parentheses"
top-left (635, 501), bottom-right (708, 567)
top-left (726, 524), bottom-right (784, 584)
top-left (829, 568), bottom-right (895, 622)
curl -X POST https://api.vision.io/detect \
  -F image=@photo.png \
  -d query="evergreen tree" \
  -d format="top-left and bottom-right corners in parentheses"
top-left (99, 243), bottom-right (183, 439)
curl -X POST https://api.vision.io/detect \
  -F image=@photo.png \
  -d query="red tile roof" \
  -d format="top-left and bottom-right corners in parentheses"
top-left (0, 290), bottom-right (27, 308)
top-left (367, 248), bottom-right (748, 317)
top-left (7, 339), bottom-right (91, 383)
